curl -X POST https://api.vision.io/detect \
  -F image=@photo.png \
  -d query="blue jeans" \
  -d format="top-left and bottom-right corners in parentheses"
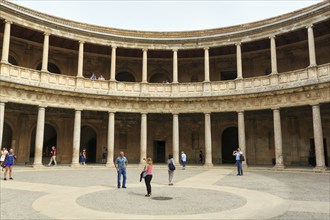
top-left (235, 160), bottom-right (243, 175)
top-left (182, 161), bottom-right (186, 168)
top-left (117, 169), bottom-right (127, 188)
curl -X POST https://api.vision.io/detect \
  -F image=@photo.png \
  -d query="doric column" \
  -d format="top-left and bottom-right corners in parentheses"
top-left (41, 32), bottom-right (50, 72)
top-left (33, 106), bottom-right (46, 167)
top-left (204, 47), bottom-right (210, 82)
top-left (312, 105), bottom-right (325, 169)
top-left (0, 102), bottom-right (5, 147)
top-left (307, 25), bottom-right (317, 67)
top-left (273, 108), bottom-right (284, 168)
top-left (204, 112), bottom-right (213, 166)
top-left (110, 46), bottom-right (117, 81)
top-left (173, 114), bottom-right (179, 164)
top-left (71, 110), bottom-right (81, 166)
top-left (238, 111), bottom-right (247, 166)
top-left (269, 35), bottom-right (278, 74)
top-left (236, 42), bottom-right (243, 79)
top-left (140, 113), bottom-right (147, 163)
top-left (1, 20), bottom-right (12, 63)
top-left (106, 112), bottom-right (115, 167)
top-left (77, 41), bottom-right (84, 77)
top-left (172, 49), bottom-right (178, 83)
top-left (142, 48), bottom-right (148, 83)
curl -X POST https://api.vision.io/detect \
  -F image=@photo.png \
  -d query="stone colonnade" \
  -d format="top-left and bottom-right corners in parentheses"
top-left (0, 20), bottom-right (318, 81)
top-left (0, 102), bottom-right (327, 169)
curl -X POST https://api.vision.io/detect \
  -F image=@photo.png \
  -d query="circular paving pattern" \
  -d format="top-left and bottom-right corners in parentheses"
top-left (76, 186), bottom-right (247, 215)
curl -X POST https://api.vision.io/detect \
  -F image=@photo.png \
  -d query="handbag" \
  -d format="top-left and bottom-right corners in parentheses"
top-left (140, 171), bottom-right (147, 182)
top-left (240, 154), bottom-right (245, 162)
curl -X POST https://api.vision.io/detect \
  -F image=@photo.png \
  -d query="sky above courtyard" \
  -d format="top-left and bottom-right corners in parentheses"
top-left (12, 0), bottom-right (322, 32)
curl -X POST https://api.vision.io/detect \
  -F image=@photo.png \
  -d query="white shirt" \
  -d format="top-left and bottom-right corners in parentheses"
top-left (181, 153), bottom-right (186, 162)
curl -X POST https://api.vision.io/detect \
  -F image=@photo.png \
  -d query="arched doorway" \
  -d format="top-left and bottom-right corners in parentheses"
top-left (80, 126), bottom-right (97, 163)
top-left (221, 127), bottom-right (238, 164)
top-left (30, 124), bottom-right (57, 161)
top-left (116, 71), bottom-right (136, 82)
top-left (149, 73), bottom-right (170, 83)
top-left (2, 122), bottom-right (13, 148)
top-left (36, 62), bottom-right (61, 74)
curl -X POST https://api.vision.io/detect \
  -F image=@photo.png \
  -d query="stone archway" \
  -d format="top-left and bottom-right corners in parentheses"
top-left (2, 122), bottom-right (13, 148)
top-left (30, 124), bottom-right (57, 161)
top-left (149, 73), bottom-right (170, 83)
top-left (221, 127), bottom-right (238, 164)
top-left (80, 126), bottom-right (97, 163)
top-left (116, 71), bottom-right (136, 82)
top-left (36, 62), bottom-right (61, 74)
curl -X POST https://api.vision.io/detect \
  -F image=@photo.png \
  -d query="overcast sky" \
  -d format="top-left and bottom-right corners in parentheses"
top-left (12, 0), bottom-right (322, 32)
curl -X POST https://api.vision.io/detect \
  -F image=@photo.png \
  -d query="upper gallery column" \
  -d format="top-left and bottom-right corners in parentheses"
top-left (33, 106), bottom-right (46, 167)
top-left (110, 46), bottom-right (117, 81)
top-left (238, 111), bottom-right (247, 166)
top-left (172, 114), bottom-right (179, 164)
top-left (71, 109), bottom-right (81, 166)
top-left (142, 48), bottom-right (148, 83)
top-left (77, 41), bottom-right (84, 77)
top-left (106, 112), bottom-right (115, 167)
top-left (204, 47), bottom-right (210, 82)
top-left (273, 108), bottom-right (284, 168)
top-left (0, 102), bottom-right (5, 147)
top-left (172, 49), bottom-right (178, 83)
top-left (140, 113), bottom-right (147, 164)
top-left (1, 20), bottom-right (12, 63)
top-left (307, 24), bottom-right (317, 67)
top-left (236, 42), bottom-right (243, 79)
top-left (41, 32), bottom-right (50, 72)
top-left (204, 112), bottom-right (213, 166)
top-left (312, 105), bottom-right (326, 169)
top-left (269, 35), bottom-right (278, 74)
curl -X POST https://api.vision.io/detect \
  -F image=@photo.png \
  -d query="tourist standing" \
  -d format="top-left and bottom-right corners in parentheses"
top-left (167, 154), bottom-right (175, 185)
top-left (1, 147), bottom-right (8, 171)
top-left (48, 146), bottom-right (57, 166)
top-left (80, 149), bottom-right (87, 165)
top-left (233, 147), bottom-right (243, 176)
top-left (3, 148), bottom-right (17, 180)
top-left (102, 146), bottom-right (107, 163)
top-left (199, 149), bottom-right (204, 164)
top-left (181, 151), bottom-right (187, 170)
top-left (144, 157), bottom-right (153, 197)
top-left (114, 151), bottom-right (128, 188)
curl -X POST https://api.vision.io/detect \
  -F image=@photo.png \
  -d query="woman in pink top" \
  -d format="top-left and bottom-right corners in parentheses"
top-left (144, 157), bottom-right (153, 197)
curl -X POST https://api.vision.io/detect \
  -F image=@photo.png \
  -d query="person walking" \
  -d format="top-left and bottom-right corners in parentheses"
top-left (233, 147), bottom-right (243, 176)
top-left (80, 149), bottom-right (87, 165)
top-left (3, 148), bottom-right (17, 180)
top-left (181, 151), bottom-right (187, 170)
top-left (1, 147), bottom-right (8, 171)
top-left (167, 154), bottom-right (175, 185)
top-left (48, 146), bottom-right (57, 166)
top-left (199, 149), bottom-right (204, 164)
top-left (101, 146), bottom-right (107, 163)
top-left (144, 157), bottom-right (153, 197)
top-left (114, 151), bottom-right (128, 188)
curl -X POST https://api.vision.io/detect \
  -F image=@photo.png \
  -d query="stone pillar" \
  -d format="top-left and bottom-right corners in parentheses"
top-left (307, 25), bottom-right (317, 67)
top-left (140, 113), bottom-right (147, 164)
top-left (238, 111), bottom-right (247, 166)
top-left (110, 46), bottom-right (117, 81)
top-left (204, 47), bottom-right (210, 82)
top-left (41, 32), bottom-right (50, 72)
top-left (269, 35), bottom-right (278, 74)
top-left (172, 49), bottom-right (178, 83)
top-left (33, 106), bottom-right (46, 167)
top-left (204, 113), bottom-right (213, 166)
top-left (1, 20), bottom-right (12, 63)
top-left (173, 114), bottom-right (179, 164)
top-left (77, 41), bottom-right (84, 77)
top-left (142, 48), bottom-right (148, 83)
top-left (273, 108), bottom-right (284, 168)
top-left (71, 110), bottom-right (81, 166)
top-left (236, 42), bottom-right (243, 79)
top-left (106, 112), bottom-right (115, 167)
top-left (312, 105), bottom-right (326, 169)
top-left (0, 102), bottom-right (5, 147)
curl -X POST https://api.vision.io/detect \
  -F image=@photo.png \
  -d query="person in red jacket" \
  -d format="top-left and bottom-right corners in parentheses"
top-left (48, 146), bottom-right (57, 166)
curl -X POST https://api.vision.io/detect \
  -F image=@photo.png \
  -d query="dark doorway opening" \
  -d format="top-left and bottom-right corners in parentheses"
top-left (221, 127), bottom-right (238, 164)
top-left (80, 126), bottom-right (97, 163)
top-left (2, 122), bottom-right (13, 148)
top-left (30, 124), bottom-right (57, 161)
top-left (309, 139), bottom-right (328, 167)
top-left (153, 140), bottom-right (166, 163)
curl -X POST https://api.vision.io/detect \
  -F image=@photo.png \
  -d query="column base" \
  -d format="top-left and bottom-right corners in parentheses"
top-left (273, 164), bottom-right (285, 170)
top-left (32, 164), bottom-right (45, 169)
top-left (242, 163), bottom-right (249, 169)
top-left (70, 163), bottom-right (81, 168)
top-left (203, 163), bottom-right (214, 167)
top-left (313, 166), bottom-right (327, 171)
top-left (105, 162), bottom-right (114, 168)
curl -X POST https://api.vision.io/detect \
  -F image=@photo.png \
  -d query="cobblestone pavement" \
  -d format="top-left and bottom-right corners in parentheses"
top-left (0, 165), bottom-right (329, 219)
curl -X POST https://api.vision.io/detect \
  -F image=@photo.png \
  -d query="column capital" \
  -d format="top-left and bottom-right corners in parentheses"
top-left (235, 42), bottom-right (242, 46)
top-left (74, 108), bottom-right (83, 112)
top-left (269, 35), bottom-right (276, 39)
top-left (108, 110), bottom-right (116, 114)
top-left (3, 20), bottom-right (13, 24)
top-left (141, 112), bottom-right (148, 115)
top-left (111, 45), bottom-right (117, 49)
top-left (142, 48), bottom-right (148, 52)
top-left (38, 105), bottom-right (47, 109)
top-left (78, 40), bottom-right (85, 44)
top-left (237, 110), bottom-right (244, 113)
top-left (172, 48), bottom-right (178, 52)
top-left (306, 24), bottom-right (314, 29)
top-left (204, 112), bottom-right (211, 115)
top-left (204, 47), bottom-right (209, 51)
top-left (271, 107), bottom-right (281, 111)
top-left (172, 113), bottom-right (179, 116)
top-left (311, 103), bottom-right (320, 107)
top-left (43, 32), bottom-right (51, 36)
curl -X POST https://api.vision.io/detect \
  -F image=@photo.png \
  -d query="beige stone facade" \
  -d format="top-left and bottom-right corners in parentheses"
top-left (0, 0), bottom-right (329, 168)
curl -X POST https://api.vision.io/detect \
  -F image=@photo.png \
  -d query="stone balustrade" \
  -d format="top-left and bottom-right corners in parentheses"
top-left (0, 63), bottom-right (329, 99)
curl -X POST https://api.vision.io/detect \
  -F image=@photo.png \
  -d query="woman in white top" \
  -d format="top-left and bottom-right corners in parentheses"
top-left (1, 147), bottom-right (8, 170)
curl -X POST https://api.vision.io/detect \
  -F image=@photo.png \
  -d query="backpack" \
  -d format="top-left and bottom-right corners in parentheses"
top-left (168, 161), bottom-right (176, 171)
